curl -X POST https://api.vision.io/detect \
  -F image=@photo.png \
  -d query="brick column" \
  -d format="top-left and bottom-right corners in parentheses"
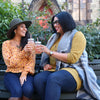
top-left (86, 0), bottom-right (92, 23)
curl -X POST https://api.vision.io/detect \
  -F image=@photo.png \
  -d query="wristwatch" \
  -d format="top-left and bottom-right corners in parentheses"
top-left (50, 51), bottom-right (53, 56)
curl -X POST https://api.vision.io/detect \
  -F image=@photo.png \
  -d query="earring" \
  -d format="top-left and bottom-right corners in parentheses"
top-left (14, 31), bottom-right (16, 34)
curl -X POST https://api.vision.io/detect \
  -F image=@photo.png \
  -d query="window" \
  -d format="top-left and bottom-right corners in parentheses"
top-left (72, 0), bottom-right (87, 21)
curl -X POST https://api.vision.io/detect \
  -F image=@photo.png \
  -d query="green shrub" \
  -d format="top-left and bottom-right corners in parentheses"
top-left (0, 0), bottom-right (100, 61)
top-left (0, 0), bottom-right (53, 59)
top-left (77, 18), bottom-right (100, 61)
top-left (27, 11), bottom-right (53, 45)
top-left (0, 0), bottom-right (28, 59)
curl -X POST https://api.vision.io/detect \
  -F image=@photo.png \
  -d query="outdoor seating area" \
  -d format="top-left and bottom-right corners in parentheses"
top-left (0, 0), bottom-right (100, 100)
top-left (0, 55), bottom-right (100, 100)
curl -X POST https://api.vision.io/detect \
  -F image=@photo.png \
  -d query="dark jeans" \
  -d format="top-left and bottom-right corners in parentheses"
top-left (34, 70), bottom-right (77, 100)
top-left (4, 72), bottom-right (34, 98)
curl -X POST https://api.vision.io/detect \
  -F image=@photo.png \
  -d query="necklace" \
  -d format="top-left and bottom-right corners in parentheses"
top-left (16, 45), bottom-right (21, 49)
top-left (13, 40), bottom-right (21, 49)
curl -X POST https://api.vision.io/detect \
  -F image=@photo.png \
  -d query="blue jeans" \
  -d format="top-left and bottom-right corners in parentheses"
top-left (4, 72), bottom-right (34, 98)
top-left (34, 70), bottom-right (77, 100)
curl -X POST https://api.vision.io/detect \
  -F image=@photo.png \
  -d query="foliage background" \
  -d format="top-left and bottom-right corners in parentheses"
top-left (77, 19), bottom-right (100, 60)
top-left (0, 0), bottom-right (28, 59)
top-left (0, 0), bottom-right (53, 59)
top-left (0, 0), bottom-right (100, 61)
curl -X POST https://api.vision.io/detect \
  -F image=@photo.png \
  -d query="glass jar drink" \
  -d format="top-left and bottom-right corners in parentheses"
top-left (28, 38), bottom-right (35, 53)
top-left (35, 41), bottom-right (41, 45)
top-left (28, 38), bottom-right (34, 43)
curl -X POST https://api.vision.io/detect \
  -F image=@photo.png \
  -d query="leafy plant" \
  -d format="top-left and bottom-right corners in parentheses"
top-left (77, 18), bottom-right (100, 61)
top-left (24, 0), bottom-right (53, 44)
top-left (0, 0), bottom-right (53, 59)
top-left (0, 0), bottom-right (28, 59)
top-left (0, 0), bottom-right (100, 61)
top-left (27, 10), bottom-right (53, 45)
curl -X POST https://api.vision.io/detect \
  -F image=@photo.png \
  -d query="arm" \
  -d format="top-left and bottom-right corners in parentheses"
top-left (20, 52), bottom-right (35, 86)
top-left (23, 53), bottom-right (36, 75)
top-left (43, 31), bottom-right (86, 64)
top-left (20, 42), bottom-right (36, 77)
top-left (19, 41), bottom-right (35, 86)
top-left (66, 32), bottom-right (86, 63)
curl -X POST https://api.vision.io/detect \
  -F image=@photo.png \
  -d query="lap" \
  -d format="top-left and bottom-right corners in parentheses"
top-left (4, 72), bottom-right (34, 90)
top-left (4, 72), bottom-right (21, 92)
top-left (4, 72), bottom-right (20, 86)
top-left (34, 70), bottom-right (77, 92)
top-left (34, 70), bottom-right (76, 83)
top-left (34, 70), bottom-right (76, 81)
top-left (47, 70), bottom-right (77, 92)
top-left (48, 70), bottom-right (75, 80)
top-left (34, 71), bottom-right (52, 80)
top-left (52, 70), bottom-right (77, 92)
top-left (22, 74), bottom-right (34, 89)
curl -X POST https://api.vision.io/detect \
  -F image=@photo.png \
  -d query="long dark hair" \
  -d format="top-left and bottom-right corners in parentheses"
top-left (8, 27), bottom-right (30, 50)
top-left (20, 31), bottom-right (30, 50)
top-left (51, 11), bottom-right (76, 33)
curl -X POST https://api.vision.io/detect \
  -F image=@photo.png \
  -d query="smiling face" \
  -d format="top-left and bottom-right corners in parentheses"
top-left (14, 23), bottom-right (27, 37)
top-left (53, 17), bottom-right (64, 35)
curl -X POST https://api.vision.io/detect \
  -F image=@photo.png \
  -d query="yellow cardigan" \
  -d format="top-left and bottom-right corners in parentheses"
top-left (49, 31), bottom-right (86, 90)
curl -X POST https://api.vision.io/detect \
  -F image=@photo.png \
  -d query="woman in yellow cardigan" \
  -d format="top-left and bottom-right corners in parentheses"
top-left (2, 18), bottom-right (35, 100)
top-left (34, 11), bottom-right (100, 100)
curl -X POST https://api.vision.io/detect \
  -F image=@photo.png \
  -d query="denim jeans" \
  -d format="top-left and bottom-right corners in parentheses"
top-left (4, 72), bottom-right (34, 98)
top-left (34, 70), bottom-right (77, 100)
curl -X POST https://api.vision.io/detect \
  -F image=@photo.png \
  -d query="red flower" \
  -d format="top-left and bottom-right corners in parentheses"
top-left (36, 16), bottom-right (49, 29)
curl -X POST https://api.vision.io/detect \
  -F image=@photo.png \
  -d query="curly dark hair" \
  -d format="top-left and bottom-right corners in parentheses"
top-left (51, 11), bottom-right (76, 33)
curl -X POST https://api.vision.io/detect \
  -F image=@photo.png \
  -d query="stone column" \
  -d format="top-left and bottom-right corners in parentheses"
top-left (91, 0), bottom-right (100, 22)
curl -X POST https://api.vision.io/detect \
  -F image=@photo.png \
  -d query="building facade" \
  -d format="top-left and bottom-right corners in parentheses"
top-left (11, 0), bottom-right (100, 25)
top-left (66, 0), bottom-right (100, 24)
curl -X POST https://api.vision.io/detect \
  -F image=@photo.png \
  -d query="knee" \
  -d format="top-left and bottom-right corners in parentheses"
top-left (47, 74), bottom-right (58, 84)
top-left (23, 85), bottom-right (34, 93)
top-left (23, 86), bottom-right (34, 98)
top-left (34, 74), bottom-right (45, 86)
top-left (12, 87), bottom-right (22, 97)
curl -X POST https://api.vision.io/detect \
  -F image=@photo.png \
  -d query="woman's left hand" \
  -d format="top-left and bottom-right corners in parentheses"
top-left (44, 64), bottom-right (52, 71)
top-left (20, 72), bottom-right (27, 86)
